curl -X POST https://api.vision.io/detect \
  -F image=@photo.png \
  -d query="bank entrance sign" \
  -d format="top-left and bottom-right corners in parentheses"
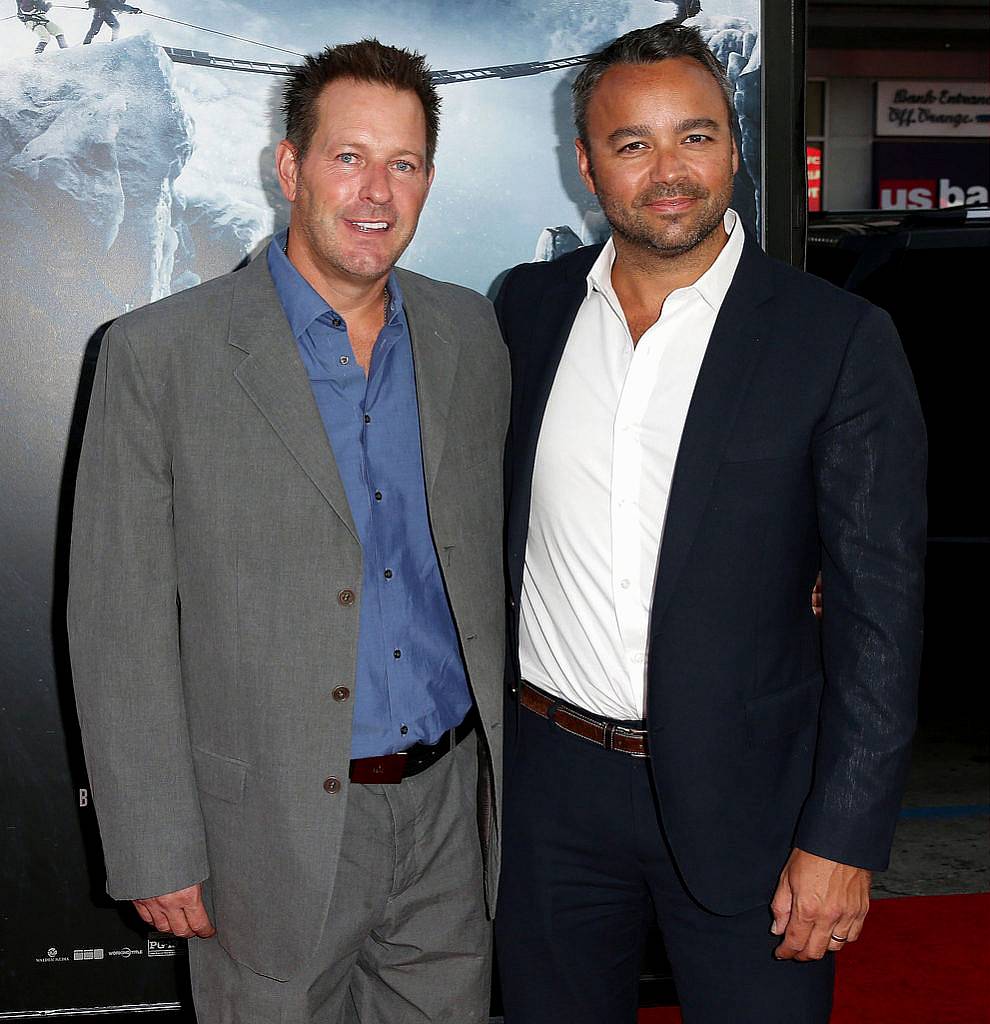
top-left (876, 81), bottom-right (990, 138)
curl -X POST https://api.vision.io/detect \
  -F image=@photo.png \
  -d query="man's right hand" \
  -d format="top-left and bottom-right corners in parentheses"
top-left (133, 882), bottom-right (216, 938)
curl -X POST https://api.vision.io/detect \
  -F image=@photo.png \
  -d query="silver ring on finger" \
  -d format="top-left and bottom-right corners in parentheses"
top-left (830, 934), bottom-right (848, 942)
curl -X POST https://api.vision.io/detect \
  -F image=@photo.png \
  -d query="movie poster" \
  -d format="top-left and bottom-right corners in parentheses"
top-left (0, 1), bottom-right (761, 1011)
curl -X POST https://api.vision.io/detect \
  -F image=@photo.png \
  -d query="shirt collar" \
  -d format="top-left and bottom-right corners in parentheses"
top-left (267, 228), bottom-right (405, 339)
top-left (587, 209), bottom-right (743, 314)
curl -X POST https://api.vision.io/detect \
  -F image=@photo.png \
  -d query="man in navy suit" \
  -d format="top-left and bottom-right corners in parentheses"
top-left (494, 23), bottom-right (926, 1023)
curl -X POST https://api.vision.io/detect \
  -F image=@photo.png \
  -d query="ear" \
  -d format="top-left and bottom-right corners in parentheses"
top-left (575, 138), bottom-right (596, 196)
top-left (731, 135), bottom-right (740, 177)
top-left (275, 139), bottom-right (301, 203)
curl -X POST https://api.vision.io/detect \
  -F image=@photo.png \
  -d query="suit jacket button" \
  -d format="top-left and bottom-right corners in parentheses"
top-left (337, 589), bottom-right (355, 607)
top-left (332, 686), bottom-right (350, 702)
top-left (323, 777), bottom-right (341, 794)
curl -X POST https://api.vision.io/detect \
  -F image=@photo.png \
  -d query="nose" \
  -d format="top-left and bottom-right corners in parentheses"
top-left (360, 162), bottom-right (393, 206)
top-left (649, 143), bottom-right (688, 184)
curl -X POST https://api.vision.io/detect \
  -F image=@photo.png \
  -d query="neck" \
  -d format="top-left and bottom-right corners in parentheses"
top-left (284, 230), bottom-right (390, 321)
top-left (610, 221), bottom-right (730, 320)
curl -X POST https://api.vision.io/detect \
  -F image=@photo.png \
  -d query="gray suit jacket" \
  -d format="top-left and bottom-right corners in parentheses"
top-left (67, 251), bottom-right (509, 981)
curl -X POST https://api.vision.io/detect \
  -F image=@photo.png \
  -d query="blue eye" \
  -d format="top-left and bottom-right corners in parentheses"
top-left (339, 153), bottom-right (358, 164)
top-left (394, 160), bottom-right (414, 172)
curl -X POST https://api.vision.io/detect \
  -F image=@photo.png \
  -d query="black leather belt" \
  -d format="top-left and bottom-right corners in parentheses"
top-left (520, 681), bottom-right (649, 757)
top-left (348, 710), bottom-right (476, 784)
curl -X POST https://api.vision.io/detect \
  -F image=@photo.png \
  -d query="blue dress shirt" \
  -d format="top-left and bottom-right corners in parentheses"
top-left (266, 231), bottom-right (472, 757)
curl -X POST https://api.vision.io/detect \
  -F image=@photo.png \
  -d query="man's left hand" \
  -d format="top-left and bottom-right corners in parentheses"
top-left (770, 848), bottom-right (871, 960)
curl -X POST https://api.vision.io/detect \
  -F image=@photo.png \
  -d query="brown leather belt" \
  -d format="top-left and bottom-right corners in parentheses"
top-left (348, 710), bottom-right (476, 784)
top-left (519, 681), bottom-right (649, 757)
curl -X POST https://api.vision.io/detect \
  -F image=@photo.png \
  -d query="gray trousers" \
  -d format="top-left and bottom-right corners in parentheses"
top-left (189, 734), bottom-right (491, 1023)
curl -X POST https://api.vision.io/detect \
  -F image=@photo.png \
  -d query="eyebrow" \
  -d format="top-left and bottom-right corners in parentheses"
top-left (607, 124), bottom-right (654, 144)
top-left (676, 117), bottom-right (722, 133)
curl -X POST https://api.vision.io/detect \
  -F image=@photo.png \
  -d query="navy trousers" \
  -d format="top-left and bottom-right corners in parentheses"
top-left (496, 705), bottom-right (834, 1023)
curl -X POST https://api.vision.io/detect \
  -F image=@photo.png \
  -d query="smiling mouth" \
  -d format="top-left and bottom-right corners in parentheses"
top-left (646, 197), bottom-right (697, 211)
top-left (348, 220), bottom-right (391, 232)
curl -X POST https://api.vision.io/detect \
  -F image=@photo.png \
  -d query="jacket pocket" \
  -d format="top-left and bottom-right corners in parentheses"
top-left (744, 674), bottom-right (822, 743)
top-left (192, 746), bottom-right (248, 804)
top-left (722, 436), bottom-right (808, 464)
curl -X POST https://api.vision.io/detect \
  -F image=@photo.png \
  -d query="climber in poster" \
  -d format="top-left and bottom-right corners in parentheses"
top-left (655, 0), bottom-right (703, 24)
top-left (14, 0), bottom-right (68, 53)
top-left (81, 0), bottom-right (142, 44)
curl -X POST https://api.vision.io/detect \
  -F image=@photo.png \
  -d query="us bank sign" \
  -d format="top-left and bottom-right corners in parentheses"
top-left (876, 80), bottom-right (990, 138)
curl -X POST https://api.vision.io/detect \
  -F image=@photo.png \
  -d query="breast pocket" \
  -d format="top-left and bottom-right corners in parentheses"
top-left (454, 439), bottom-right (501, 471)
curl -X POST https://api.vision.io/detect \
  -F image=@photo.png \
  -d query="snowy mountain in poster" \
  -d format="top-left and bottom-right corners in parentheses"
top-left (1, 0), bottom-right (759, 305)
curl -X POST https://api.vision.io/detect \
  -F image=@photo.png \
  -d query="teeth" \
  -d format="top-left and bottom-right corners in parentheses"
top-left (353, 221), bottom-right (389, 231)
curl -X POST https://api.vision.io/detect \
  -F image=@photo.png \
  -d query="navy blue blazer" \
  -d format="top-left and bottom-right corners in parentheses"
top-left (496, 234), bottom-right (927, 915)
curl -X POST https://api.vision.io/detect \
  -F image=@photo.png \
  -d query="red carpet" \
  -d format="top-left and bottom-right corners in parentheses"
top-left (638, 893), bottom-right (990, 1023)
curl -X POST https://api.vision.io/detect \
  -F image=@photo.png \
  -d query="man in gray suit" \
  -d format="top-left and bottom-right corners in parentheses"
top-left (68, 39), bottom-right (508, 1023)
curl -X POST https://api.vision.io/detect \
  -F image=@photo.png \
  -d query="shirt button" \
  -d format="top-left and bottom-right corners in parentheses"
top-left (323, 777), bottom-right (341, 794)
top-left (338, 589), bottom-right (356, 606)
top-left (332, 686), bottom-right (350, 702)
top-left (364, 414), bottom-right (371, 424)
top-left (374, 490), bottom-right (383, 501)
top-left (400, 725), bottom-right (408, 736)
top-left (620, 579), bottom-right (631, 590)
top-left (331, 317), bottom-right (342, 328)
top-left (383, 568), bottom-right (393, 580)
top-left (393, 649), bottom-right (401, 659)
top-left (339, 355), bottom-right (349, 365)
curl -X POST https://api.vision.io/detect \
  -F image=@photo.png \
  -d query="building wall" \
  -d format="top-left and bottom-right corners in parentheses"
top-left (807, 49), bottom-right (989, 211)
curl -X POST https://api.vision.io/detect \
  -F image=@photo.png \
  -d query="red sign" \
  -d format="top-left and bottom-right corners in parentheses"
top-left (806, 146), bottom-right (822, 211)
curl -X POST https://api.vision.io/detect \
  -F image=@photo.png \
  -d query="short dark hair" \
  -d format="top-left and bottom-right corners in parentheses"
top-left (282, 38), bottom-right (441, 166)
top-left (572, 23), bottom-right (734, 148)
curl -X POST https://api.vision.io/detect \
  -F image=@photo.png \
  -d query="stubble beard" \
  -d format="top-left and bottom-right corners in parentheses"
top-left (594, 171), bottom-right (734, 260)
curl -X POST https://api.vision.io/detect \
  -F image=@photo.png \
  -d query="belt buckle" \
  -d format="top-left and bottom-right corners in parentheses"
top-left (349, 752), bottom-right (407, 784)
top-left (613, 724), bottom-right (649, 758)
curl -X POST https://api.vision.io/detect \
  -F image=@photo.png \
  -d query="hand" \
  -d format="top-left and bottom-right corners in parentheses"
top-left (133, 882), bottom-right (216, 939)
top-left (770, 848), bottom-right (870, 960)
top-left (811, 572), bottom-right (822, 618)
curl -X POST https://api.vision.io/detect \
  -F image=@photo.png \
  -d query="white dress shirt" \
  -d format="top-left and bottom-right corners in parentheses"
top-left (519, 210), bottom-right (745, 719)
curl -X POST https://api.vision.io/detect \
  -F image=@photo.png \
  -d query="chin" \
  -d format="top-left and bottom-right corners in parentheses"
top-left (650, 215), bottom-right (724, 254)
top-left (653, 230), bottom-right (701, 252)
top-left (339, 254), bottom-right (396, 281)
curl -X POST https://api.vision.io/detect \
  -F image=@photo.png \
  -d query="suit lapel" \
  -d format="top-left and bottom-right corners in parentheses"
top-left (649, 237), bottom-right (775, 636)
top-left (396, 270), bottom-right (458, 494)
top-left (507, 252), bottom-right (596, 595)
top-left (228, 253), bottom-right (359, 542)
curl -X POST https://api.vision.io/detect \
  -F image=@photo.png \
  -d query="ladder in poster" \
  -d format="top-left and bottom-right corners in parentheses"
top-left (161, 47), bottom-right (597, 84)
